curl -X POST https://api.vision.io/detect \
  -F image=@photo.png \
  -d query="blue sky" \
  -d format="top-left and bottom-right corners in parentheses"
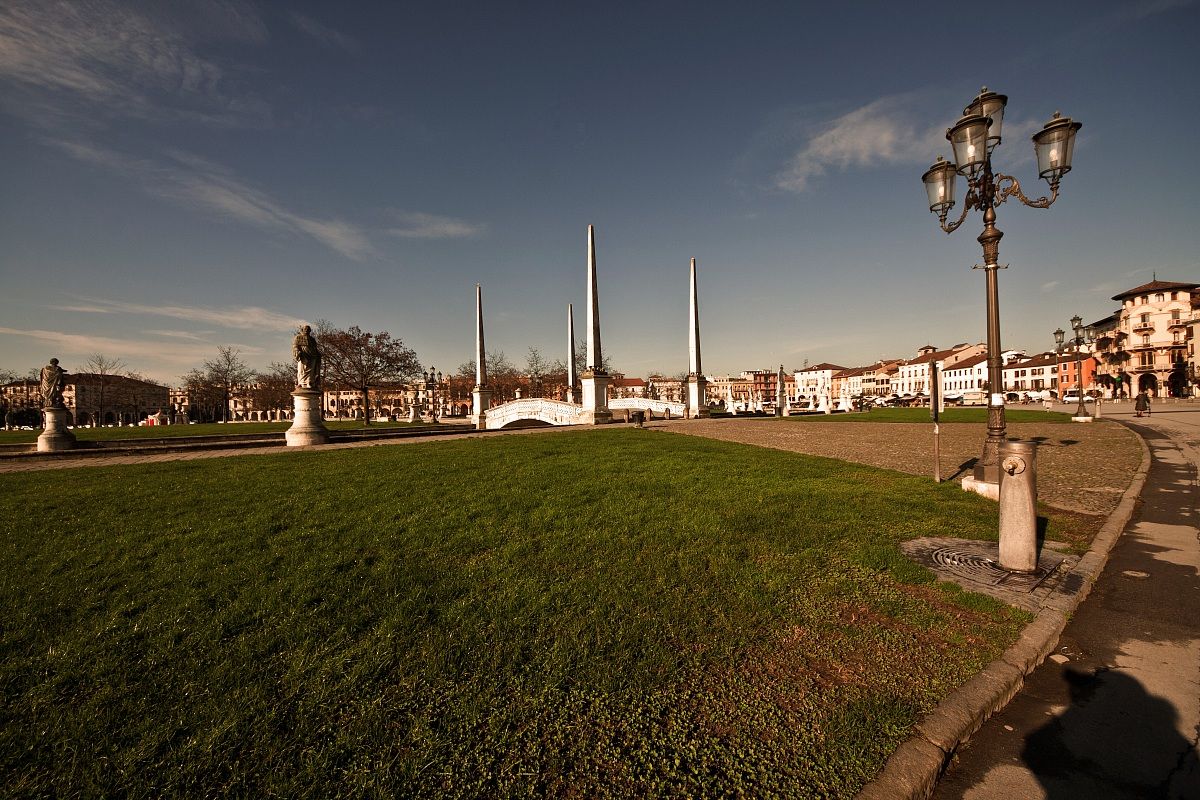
top-left (1, 0), bottom-right (1197, 384)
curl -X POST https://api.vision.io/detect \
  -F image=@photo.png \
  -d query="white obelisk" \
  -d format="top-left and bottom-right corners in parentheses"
top-left (566, 303), bottom-right (581, 404)
top-left (580, 224), bottom-right (611, 424)
top-left (687, 257), bottom-right (709, 418)
top-left (471, 284), bottom-right (491, 430)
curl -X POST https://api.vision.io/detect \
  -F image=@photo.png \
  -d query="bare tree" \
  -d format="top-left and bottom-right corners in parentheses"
top-left (204, 346), bottom-right (254, 423)
top-left (573, 340), bottom-right (613, 375)
top-left (317, 323), bottom-right (421, 425)
top-left (76, 354), bottom-right (127, 427)
top-left (249, 362), bottom-right (295, 420)
top-left (181, 368), bottom-right (222, 423)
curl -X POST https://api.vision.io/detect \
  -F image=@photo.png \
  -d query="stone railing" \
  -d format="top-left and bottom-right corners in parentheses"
top-left (485, 398), bottom-right (586, 430)
top-left (609, 397), bottom-right (687, 417)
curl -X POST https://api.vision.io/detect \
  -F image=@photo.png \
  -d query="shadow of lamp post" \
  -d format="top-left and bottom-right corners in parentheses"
top-left (1054, 317), bottom-right (1095, 419)
top-left (922, 87), bottom-right (1081, 487)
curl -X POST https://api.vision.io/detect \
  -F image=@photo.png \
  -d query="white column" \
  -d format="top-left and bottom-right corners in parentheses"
top-left (687, 257), bottom-right (709, 417)
top-left (471, 284), bottom-right (492, 429)
top-left (566, 303), bottom-right (580, 404)
top-left (581, 224), bottom-right (611, 423)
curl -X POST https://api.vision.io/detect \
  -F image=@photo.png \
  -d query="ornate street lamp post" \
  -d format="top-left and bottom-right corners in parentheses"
top-left (422, 368), bottom-right (442, 422)
top-left (1054, 316), bottom-right (1094, 419)
top-left (922, 88), bottom-right (1081, 486)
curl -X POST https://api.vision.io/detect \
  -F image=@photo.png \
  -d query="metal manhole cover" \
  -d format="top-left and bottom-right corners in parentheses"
top-left (930, 547), bottom-right (1062, 592)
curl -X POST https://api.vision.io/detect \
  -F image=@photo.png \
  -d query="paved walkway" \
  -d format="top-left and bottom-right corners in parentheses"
top-left (931, 406), bottom-right (1200, 799)
top-left (672, 413), bottom-right (1141, 517)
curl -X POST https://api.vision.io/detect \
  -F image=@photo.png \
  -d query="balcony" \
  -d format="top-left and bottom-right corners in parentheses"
top-left (1168, 317), bottom-right (1189, 328)
top-left (1132, 322), bottom-right (1155, 333)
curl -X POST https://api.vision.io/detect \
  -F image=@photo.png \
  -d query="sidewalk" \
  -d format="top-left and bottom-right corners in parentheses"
top-left (931, 406), bottom-right (1200, 798)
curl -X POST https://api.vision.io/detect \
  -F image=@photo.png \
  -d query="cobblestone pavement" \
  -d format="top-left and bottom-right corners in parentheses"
top-left (662, 415), bottom-right (1142, 517)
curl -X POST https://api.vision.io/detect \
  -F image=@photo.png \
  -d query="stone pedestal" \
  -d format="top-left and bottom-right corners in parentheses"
top-left (688, 375), bottom-right (710, 418)
top-left (36, 407), bottom-right (76, 452)
top-left (471, 386), bottom-right (492, 430)
top-left (285, 389), bottom-right (329, 447)
top-left (581, 371), bottom-right (612, 424)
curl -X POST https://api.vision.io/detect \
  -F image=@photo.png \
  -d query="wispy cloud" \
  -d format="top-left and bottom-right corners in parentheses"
top-left (0, 325), bottom-right (264, 368)
top-left (1041, 281), bottom-right (1060, 293)
top-left (143, 329), bottom-right (215, 342)
top-left (386, 211), bottom-right (487, 239)
top-left (49, 140), bottom-right (373, 259)
top-left (773, 93), bottom-right (1045, 193)
top-left (50, 297), bottom-right (306, 332)
top-left (289, 13), bottom-right (359, 53)
top-left (775, 95), bottom-right (946, 193)
top-left (0, 0), bottom-right (270, 129)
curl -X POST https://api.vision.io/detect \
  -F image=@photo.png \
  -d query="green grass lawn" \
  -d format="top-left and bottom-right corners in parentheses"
top-left (778, 407), bottom-right (1072, 423)
top-left (1, 429), bottom-right (1040, 798)
top-left (0, 419), bottom-right (427, 444)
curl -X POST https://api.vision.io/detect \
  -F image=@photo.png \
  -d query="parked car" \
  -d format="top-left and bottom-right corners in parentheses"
top-left (1061, 392), bottom-right (1095, 404)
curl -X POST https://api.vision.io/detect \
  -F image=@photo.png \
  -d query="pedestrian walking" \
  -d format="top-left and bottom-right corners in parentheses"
top-left (1134, 390), bottom-right (1151, 417)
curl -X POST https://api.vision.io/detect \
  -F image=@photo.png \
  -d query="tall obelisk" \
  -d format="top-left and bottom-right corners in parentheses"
top-left (580, 225), bottom-right (611, 424)
top-left (566, 303), bottom-right (580, 404)
top-left (471, 284), bottom-right (491, 430)
top-left (687, 257), bottom-right (709, 418)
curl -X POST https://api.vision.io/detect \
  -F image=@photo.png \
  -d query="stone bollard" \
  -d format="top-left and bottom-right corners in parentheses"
top-left (998, 440), bottom-right (1038, 572)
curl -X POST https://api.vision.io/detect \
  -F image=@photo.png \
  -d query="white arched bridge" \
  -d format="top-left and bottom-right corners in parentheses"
top-left (483, 396), bottom-right (687, 430)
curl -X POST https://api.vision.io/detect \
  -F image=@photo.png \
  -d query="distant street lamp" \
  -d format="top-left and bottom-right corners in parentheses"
top-left (422, 367), bottom-right (442, 422)
top-left (1054, 316), bottom-right (1094, 419)
top-left (922, 88), bottom-right (1081, 485)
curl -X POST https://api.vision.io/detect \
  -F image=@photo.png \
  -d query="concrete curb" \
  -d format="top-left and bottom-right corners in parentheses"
top-left (856, 424), bottom-right (1152, 800)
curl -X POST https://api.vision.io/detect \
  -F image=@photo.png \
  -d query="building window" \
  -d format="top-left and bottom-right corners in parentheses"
top-left (1155, 293), bottom-right (1164, 302)
top-left (1140, 352), bottom-right (1153, 368)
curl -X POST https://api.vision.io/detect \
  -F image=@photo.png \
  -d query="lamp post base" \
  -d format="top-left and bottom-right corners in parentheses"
top-left (962, 474), bottom-right (1000, 501)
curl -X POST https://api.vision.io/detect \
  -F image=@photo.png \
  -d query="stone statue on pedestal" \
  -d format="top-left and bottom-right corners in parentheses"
top-left (285, 326), bottom-right (329, 447)
top-left (37, 357), bottom-right (75, 452)
top-left (292, 325), bottom-right (322, 390)
top-left (40, 358), bottom-right (65, 408)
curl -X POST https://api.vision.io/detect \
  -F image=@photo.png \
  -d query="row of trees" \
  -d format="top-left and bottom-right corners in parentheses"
top-left (2, 323), bottom-right (629, 426)
top-left (454, 342), bottom-right (618, 405)
top-left (1, 355), bottom-right (159, 427)
top-left (178, 324), bottom-right (424, 425)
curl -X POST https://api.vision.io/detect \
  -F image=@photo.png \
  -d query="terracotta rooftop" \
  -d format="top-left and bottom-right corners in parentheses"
top-left (945, 353), bottom-right (988, 370)
top-left (798, 363), bottom-right (846, 372)
top-left (1012, 352), bottom-right (1060, 369)
top-left (1111, 279), bottom-right (1198, 302)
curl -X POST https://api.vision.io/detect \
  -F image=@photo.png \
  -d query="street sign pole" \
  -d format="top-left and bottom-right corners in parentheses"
top-left (931, 362), bottom-right (942, 483)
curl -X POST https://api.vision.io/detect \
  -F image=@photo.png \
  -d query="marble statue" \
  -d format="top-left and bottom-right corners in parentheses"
top-left (292, 325), bottom-right (322, 390)
top-left (40, 358), bottom-right (65, 409)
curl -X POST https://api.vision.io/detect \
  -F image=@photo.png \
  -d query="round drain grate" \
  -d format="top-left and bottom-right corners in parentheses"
top-left (931, 547), bottom-right (1000, 579)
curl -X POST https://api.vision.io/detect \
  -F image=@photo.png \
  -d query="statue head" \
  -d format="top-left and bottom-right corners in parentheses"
top-left (300, 324), bottom-right (311, 336)
top-left (49, 358), bottom-right (59, 366)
